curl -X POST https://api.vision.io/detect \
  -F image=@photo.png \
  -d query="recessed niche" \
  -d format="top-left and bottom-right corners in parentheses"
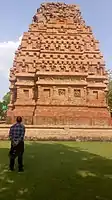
top-left (93, 91), bottom-right (98, 99)
top-left (74, 89), bottom-right (81, 97)
top-left (24, 89), bottom-right (29, 98)
top-left (44, 89), bottom-right (50, 97)
top-left (58, 89), bottom-right (66, 96)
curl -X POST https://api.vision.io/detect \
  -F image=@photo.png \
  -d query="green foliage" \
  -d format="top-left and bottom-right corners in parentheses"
top-left (107, 70), bottom-right (112, 112)
top-left (107, 80), bottom-right (112, 111)
top-left (0, 102), bottom-right (4, 120)
top-left (0, 92), bottom-right (10, 120)
top-left (3, 92), bottom-right (10, 106)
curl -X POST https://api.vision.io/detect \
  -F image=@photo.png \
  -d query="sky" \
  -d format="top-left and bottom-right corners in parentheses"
top-left (0, 0), bottom-right (112, 99)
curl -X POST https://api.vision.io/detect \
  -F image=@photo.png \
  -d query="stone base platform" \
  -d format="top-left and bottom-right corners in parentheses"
top-left (0, 125), bottom-right (112, 141)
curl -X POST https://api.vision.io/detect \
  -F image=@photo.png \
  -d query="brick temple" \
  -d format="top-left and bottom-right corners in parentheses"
top-left (7, 2), bottom-right (111, 126)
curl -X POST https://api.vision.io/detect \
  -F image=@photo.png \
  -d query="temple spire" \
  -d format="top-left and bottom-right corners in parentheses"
top-left (7, 2), bottom-right (110, 126)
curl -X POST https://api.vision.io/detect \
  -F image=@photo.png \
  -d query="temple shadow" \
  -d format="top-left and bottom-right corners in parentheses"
top-left (0, 141), bottom-right (112, 200)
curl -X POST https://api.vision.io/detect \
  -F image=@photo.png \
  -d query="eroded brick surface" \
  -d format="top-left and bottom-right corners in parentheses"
top-left (1, 125), bottom-right (112, 141)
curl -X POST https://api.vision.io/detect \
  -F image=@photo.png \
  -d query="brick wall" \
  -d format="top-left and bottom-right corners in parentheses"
top-left (0, 125), bottom-right (112, 141)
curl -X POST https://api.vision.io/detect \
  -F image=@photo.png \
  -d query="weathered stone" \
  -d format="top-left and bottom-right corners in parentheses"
top-left (1, 125), bottom-right (112, 141)
top-left (7, 2), bottom-right (111, 126)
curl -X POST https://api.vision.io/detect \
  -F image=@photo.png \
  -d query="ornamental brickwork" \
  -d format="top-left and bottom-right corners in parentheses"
top-left (7, 3), bottom-right (111, 126)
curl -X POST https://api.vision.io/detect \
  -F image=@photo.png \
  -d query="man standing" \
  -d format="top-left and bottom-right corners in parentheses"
top-left (9, 116), bottom-right (25, 172)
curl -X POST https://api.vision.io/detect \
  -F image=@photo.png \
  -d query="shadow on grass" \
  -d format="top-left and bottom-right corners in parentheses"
top-left (0, 141), bottom-right (112, 200)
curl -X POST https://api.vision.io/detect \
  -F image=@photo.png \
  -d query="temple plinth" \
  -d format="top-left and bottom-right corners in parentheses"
top-left (7, 2), bottom-right (111, 126)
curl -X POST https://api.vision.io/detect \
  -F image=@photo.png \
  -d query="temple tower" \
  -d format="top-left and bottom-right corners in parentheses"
top-left (7, 3), bottom-right (110, 126)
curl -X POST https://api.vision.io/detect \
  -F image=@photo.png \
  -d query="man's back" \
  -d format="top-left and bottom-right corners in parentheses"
top-left (9, 123), bottom-right (25, 144)
top-left (9, 116), bottom-right (25, 172)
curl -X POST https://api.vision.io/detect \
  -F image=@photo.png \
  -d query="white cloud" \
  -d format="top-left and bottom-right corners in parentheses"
top-left (0, 36), bottom-right (22, 77)
top-left (0, 36), bottom-right (22, 100)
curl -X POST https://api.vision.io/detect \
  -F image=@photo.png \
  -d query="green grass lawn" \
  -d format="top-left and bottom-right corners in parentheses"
top-left (0, 141), bottom-right (112, 200)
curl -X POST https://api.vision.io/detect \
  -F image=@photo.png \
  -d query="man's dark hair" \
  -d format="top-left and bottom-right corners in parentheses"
top-left (16, 116), bottom-right (22, 123)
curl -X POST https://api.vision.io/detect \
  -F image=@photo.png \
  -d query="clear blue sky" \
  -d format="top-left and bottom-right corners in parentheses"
top-left (0, 0), bottom-right (112, 99)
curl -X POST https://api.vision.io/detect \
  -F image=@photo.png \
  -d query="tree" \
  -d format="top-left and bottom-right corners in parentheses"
top-left (3, 92), bottom-right (10, 106)
top-left (107, 70), bottom-right (112, 112)
top-left (0, 102), bottom-right (4, 120)
top-left (0, 92), bottom-right (10, 120)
